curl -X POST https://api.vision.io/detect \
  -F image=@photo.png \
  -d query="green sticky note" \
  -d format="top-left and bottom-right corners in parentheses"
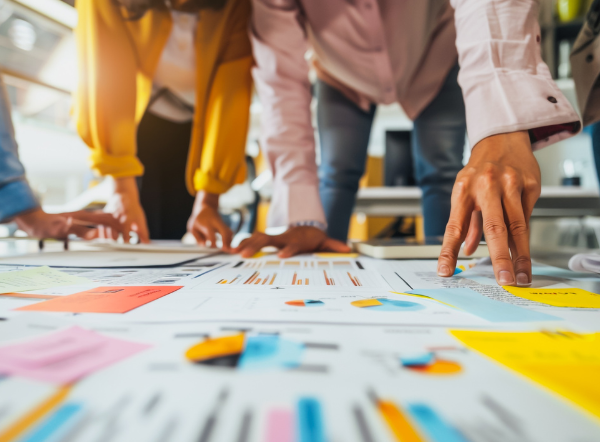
top-left (0, 266), bottom-right (89, 294)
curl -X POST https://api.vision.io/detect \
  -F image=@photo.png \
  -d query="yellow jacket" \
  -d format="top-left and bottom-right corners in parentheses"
top-left (75, 0), bottom-right (252, 195)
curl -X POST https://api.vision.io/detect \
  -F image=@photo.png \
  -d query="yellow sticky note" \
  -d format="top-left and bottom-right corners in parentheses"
top-left (314, 253), bottom-right (359, 258)
top-left (351, 299), bottom-right (383, 307)
top-left (503, 286), bottom-right (600, 308)
top-left (450, 330), bottom-right (600, 420)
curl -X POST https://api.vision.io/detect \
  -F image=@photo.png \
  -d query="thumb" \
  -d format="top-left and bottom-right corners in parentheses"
top-left (320, 238), bottom-right (351, 253)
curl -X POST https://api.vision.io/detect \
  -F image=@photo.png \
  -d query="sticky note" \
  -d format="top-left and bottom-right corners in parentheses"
top-left (408, 288), bottom-right (560, 322)
top-left (352, 299), bottom-right (383, 308)
top-left (0, 326), bottom-right (150, 384)
top-left (503, 286), bottom-right (600, 308)
top-left (0, 267), bottom-right (89, 295)
top-left (450, 330), bottom-right (600, 420)
top-left (17, 286), bottom-right (182, 313)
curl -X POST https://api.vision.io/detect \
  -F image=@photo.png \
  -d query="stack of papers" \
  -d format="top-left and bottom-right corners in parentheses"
top-left (0, 246), bottom-right (598, 442)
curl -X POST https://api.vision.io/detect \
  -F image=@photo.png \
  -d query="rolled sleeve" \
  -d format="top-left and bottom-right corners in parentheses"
top-left (0, 179), bottom-right (39, 223)
top-left (451, 0), bottom-right (581, 150)
top-left (88, 151), bottom-right (144, 179)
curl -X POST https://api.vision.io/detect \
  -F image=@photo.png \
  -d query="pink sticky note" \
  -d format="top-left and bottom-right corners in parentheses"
top-left (0, 326), bottom-right (151, 384)
top-left (266, 409), bottom-right (294, 442)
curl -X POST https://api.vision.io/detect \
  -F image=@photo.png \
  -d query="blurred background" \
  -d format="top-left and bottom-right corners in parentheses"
top-left (1, 0), bottom-right (599, 255)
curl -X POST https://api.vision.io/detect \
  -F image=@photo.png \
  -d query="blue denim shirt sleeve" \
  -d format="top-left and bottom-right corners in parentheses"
top-left (0, 77), bottom-right (39, 222)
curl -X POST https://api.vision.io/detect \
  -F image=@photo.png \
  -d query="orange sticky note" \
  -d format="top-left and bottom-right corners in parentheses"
top-left (16, 286), bottom-right (182, 313)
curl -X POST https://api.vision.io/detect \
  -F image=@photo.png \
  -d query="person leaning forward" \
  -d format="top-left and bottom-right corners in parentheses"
top-left (235, 0), bottom-right (582, 286)
top-left (75, 0), bottom-right (252, 249)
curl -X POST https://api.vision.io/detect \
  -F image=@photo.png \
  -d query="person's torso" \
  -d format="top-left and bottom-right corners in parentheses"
top-left (148, 10), bottom-right (198, 123)
top-left (301, 0), bottom-right (457, 115)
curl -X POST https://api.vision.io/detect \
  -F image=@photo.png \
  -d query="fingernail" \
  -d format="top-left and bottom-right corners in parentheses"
top-left (498, 270), bottom-right (514, 285)
top-left (516, 272), bottom-right (530, 286)
top-left (438, 265), bottom-right (451, 277)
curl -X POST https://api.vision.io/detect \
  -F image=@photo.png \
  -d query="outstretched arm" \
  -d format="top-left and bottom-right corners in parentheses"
top-left (438, 0), bottom-right (580, 285)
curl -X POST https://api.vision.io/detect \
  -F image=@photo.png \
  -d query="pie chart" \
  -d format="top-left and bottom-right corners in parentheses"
top-left (285, 299), bottom-right (324, 307)
top-left (400, 352), bottom-right (462, 375)
top-left (351, 298), bottom-right (425, 312)
top-left (185, 334), bottom-right (304, 370)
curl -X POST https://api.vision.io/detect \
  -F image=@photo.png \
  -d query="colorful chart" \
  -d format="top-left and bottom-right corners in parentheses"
top-left (400, 352), bottom-right (462, 375)
top-left (351, 298), bottom-right (425, 312)
top-left (185, 334), bottom-right (304, 370)
top-left (285, 300), bottom-right (324, 307)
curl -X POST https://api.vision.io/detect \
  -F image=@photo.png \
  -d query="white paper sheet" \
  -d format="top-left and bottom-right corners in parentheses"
top-left (0, 251), bottom-right (217, 268)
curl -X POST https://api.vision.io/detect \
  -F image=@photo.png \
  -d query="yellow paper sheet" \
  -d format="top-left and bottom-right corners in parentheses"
top-left (503, 286), bottom-right (600, 308)
top-left (0, 266), bottom-right (89, 295)
top-left (450, 330), bottom-right (600, 420)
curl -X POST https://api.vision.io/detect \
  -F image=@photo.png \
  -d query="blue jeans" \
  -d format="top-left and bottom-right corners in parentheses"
top-left (317, 63), bottom-right (466, 241)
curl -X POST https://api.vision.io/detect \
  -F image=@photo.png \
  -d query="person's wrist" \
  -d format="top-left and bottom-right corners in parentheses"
top-left (113, 177), bottom-right (140, 199)
top-left (194, 191), bottom-right (219, 210)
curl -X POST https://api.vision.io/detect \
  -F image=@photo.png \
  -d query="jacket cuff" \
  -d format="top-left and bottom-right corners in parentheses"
top-left (193, 169), bottom-right (245, 195)
top-left (462, 70), bottom-right (581, 150)
top-left (0, 180), bottom-right (39, 223)
top-left (267, 183), bottom-right (327, 229)
top-left (89, 151), bottom-right (144, 178)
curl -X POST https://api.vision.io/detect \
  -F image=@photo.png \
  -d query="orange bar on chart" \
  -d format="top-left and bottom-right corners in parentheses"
top-left (305, 278), bottom-right (309, 285)
top-left (378, 400), bottom-right (425, 442)
top-left (324, 271), bottom-right (330, 285)
top-left (255, 279), bottom-right (262, 285)
top-left (292, 273), bottom-right (297, 285)
top-left (348, 272), bottom-right (358, 286)
top-left (244, 272), bottom-right (259, 284)
top-left (270, 274), bottom-right (277, 285)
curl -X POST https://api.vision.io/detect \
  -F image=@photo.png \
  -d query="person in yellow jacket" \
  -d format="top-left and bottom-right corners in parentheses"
top-left (75, 0), bottom-right (252, 248)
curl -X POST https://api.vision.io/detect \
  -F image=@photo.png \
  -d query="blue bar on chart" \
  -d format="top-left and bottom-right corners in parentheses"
top-left (297, 397), bottom-right (327, 442)
top-left (21, 402), bottom-right (85, 442)
top-left (407, 403), bottom-right (469, 442)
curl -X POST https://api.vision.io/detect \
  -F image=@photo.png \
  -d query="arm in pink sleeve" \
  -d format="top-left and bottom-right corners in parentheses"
top-left (250, 0), bottom-right (326, 229)
top-left (450, 0), bottom-right (581, 150)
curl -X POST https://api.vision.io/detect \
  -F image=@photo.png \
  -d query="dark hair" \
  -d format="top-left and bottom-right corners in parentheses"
top-left (113, 0), bottom-right (227, 20)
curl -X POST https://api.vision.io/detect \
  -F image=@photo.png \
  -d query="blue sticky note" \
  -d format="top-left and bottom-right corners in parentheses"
top-left (238, 335), bottom-right (304, 370)
top-left (297, 397), bottom-right (326, 442)
top-left (407, 288), bottom-right (560, 322)
top-left (407, 403), bottom-right (469, 442)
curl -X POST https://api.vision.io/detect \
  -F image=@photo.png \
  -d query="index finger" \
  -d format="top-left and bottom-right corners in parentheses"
top-left (480, 195), bottom-right (515, 285)
top-left (438, 184), bottom-right (474, 277)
